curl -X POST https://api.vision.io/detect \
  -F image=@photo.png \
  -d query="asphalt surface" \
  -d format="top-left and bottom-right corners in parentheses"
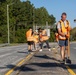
top-left (0, 44), bottom-right (29, 75)
top-left (70, 43), bottom-right (76, 60)
top-left (0, 43), bottom-right (76, 75)
top-left (70, 42), bottom-right (76, 74)
top-left (15, 48), bottom-right (69, 75)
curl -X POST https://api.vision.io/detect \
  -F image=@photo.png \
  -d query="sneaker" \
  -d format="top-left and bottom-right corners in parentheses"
top-left (28, 50), bottom-right (33, 53)
top-left (65, 58), bottom-right (71, 64)
top-left (39, 49), bottom-right (42, 52)
top-left (48, 49), bottom-right (51, 51)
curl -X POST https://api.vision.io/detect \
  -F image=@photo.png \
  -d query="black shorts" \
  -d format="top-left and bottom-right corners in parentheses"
top-left (27, 41), bottom-right (34, 45)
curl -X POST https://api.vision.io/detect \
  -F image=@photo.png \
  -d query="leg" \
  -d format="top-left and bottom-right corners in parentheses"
top-left (30, 45), bottom-right (33, 50)
top-left (28, 41), bottom-right (33, 51)
top-left (65, 46), bottom-right (68, 58)
top-left (64, 40), bottom-right (71, 64)
top-left (34, 42), bottom-right (38, 50)
top-left (40, 41), bottom-right (44, 49)
top-left (34, 42), bottom-right (36, 50)
top-left (45, 40), bottom-right (50, 49)
top-left (60, 46), bottom-right (65, 60)
top-left (27, 41), bottom-right (31, 50)
top-left (45, 40), bottom-right (51, 51)
top-left (28, 45), bottom-right (31, 50)
top-left (39, 41), bottom-right (44, 51)
top-left (65, 39), bottom-right (69, 58)
top-left (59, 40), bottom-right (65, 60)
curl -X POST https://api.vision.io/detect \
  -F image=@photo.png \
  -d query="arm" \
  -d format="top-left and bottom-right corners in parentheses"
top-left (57, 23), bottom-right (66, 36)
top-left (58, 28), bottom-right (66, 36)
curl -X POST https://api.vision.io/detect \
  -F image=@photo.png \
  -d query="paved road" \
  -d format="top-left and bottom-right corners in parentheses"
top-left (0, 43), bottom-right (76, 75)
top-left (70, 42), bottom-right (76, 74)
top-left (70, 42), bottom-right (76, 60)
top-left (16, 48), bottom-right (69, 75)
top-left (0, 44), bottom-right (28, 75)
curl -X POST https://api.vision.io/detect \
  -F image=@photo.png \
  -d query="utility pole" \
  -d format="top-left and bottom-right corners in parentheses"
top-left (7, 3), bottom-right (14, 44)
top-left (33, 6), bottom-right (35, 31)
top-left (7, 5), bottom-right (10, 44)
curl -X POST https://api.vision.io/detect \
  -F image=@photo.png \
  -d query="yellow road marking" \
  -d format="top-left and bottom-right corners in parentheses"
top-left (54, 46), bottom-right (76, 75)
top-left (5, 49), bottom-right (76, 75)
top-left (66, 66), bottom-right (76, 75)
top-left (5, 52), bottom-right (35, 75)
top-left (56, 59), bottom-right (76, 75)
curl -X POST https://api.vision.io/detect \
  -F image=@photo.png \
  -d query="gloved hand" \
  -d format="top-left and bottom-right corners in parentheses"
top-left (66, 26), bottom-right (71, 31)
top-left (66, 33), bottom-right (70, 38)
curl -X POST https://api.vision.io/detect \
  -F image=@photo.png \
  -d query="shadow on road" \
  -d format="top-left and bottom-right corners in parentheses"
top-left (34, 54), bottom-right (61, 62)
top-left (0, 54), bottom-right (76, 73)
top-left (17, 51), bottom-right (28, 54)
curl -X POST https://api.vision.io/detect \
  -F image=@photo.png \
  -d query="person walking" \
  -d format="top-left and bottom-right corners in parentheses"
top-left (33, 31), bottom-right (39, 50)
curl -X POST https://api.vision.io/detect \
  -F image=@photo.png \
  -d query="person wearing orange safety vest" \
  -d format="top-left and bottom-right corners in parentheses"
top-left (57, 12), bottom-right (72, 64)
top-left (39, 29), bottom-right (51, 52)
top-left (26, 27), bottom-right (34, 52)
top-left (33, 31), bottom-right (39, 50)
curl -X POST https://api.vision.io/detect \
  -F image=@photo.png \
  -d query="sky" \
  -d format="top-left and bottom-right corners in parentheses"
top-left (20, 0), bottom-right (76, 28)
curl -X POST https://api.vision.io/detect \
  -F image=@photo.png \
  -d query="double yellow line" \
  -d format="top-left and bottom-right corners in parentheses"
top-left (5, 52), bottom-right (36, 75)
top-left (5, 49), bottom-right (76, 75)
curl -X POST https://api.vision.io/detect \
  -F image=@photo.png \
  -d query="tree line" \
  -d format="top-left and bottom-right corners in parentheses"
top-left (0, 0), bottom-right (56, 43)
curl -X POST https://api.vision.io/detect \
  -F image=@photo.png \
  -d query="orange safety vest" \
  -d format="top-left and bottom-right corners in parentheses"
top-left (42, 36), bottom-right (49, 41)
top-left (58, 20), bottom-right (71, 40)
top-left (41, 30), bottom-right (49, 41)
top-left (26, 30), bottom-right (33, 41)
top-left (33, 35), bottom-right (39, 43)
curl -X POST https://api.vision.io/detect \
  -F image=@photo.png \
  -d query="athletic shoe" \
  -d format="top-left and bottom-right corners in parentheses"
top-left (28, 50), bottom-right (33, 53)
top-left (65, 58), bottom-right (71, 64)
top-left (48, 49), bottom-right (51, 51)
top-left (39, 49), bottom-right (42, 52)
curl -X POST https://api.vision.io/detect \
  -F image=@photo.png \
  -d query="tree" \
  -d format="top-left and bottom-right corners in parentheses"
top-left (71, 27), bottom-right (76, 40)
top-left (48, 15), bottom-right (56, 25)
top-left (0, 0), bottom-right (56, 43)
